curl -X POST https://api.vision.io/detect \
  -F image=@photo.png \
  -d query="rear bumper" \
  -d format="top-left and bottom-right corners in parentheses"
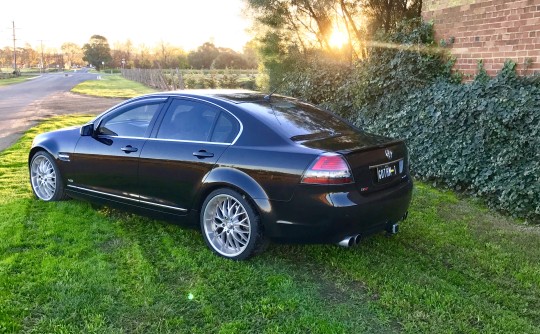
top-left (263, 178), bottom-right (413, 243)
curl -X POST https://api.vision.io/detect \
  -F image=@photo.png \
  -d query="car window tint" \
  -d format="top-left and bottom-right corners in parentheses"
top-left (98, 103), bottom-right (162, 137)
top-left (269, 100), bottom-right (355, 139)
top-left (211, 112), bottom-right (240, 143)
top-left (244, 99), bottom-right (355, 140)
top-left (157, 100), bottom-right (219, 142)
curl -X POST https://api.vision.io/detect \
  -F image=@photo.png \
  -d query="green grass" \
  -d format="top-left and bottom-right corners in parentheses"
top-left (0, 75), bottom-right (38, 87)
top-left (0, 116), bottom-right (539, 333)
top-left (71, 75), bottom-right (156, 98)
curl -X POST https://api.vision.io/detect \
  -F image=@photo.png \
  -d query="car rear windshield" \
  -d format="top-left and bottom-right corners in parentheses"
top-left (267, 99), bottom-right (356, 140)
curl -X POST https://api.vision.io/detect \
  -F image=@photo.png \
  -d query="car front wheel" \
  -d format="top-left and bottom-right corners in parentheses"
top-left (201, 188), bottom-right (265, 260)
top-left (29, 151), bottom-right (67, 201)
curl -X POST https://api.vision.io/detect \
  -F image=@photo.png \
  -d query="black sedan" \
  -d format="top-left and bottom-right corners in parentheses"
top-left (29, 90), bottom-right (412, 260)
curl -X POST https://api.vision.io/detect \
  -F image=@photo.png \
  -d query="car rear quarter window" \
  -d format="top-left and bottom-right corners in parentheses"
top-left (251, 99), bottom-right (356, 140)
top-left (211, 112), bottom-right (240, 143)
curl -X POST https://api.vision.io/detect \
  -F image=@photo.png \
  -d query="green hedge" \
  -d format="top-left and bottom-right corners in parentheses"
top-left (360, 62), bottom-right (540, 223)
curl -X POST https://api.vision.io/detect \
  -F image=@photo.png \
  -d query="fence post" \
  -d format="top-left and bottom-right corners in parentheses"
top-left (177, 68), bottom-right (185, 90)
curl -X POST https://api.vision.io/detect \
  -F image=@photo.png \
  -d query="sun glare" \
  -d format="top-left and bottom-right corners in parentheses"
top-left (329, 29), bottom-right (349, 48)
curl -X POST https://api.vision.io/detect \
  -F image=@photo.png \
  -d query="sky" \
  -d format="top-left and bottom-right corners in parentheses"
top-left (0, 0), bottom-right (253, 52)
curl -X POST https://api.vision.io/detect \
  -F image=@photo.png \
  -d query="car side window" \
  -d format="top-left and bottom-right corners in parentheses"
top-left (98, 103), bottom-right (162, 137)
top-left (211, 112), bottom-right (240, 143)
top-left (156, 100), bottom-right (219, 142)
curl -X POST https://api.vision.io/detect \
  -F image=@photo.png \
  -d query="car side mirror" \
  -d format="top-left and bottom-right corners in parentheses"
top-left (80, 123), bottom-right (95, 137)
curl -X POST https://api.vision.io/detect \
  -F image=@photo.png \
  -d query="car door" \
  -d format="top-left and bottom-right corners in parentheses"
top-left (137, 98), bottom-right (241, 215)
top-left (68, 98), bottom-right (166, 205)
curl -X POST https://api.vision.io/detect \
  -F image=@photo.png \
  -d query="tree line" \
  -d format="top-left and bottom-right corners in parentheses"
top-left (0, 36), bottom-right (257, 71)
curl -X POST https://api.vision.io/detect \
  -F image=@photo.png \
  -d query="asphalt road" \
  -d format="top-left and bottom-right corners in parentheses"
top-left (0, 69), bottom-right (98, 151)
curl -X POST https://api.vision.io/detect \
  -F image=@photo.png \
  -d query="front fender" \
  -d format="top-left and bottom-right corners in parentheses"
top-left (29, 126), bottom-right (80, 161)
top-left (28, 127), bottom-right (81, 183)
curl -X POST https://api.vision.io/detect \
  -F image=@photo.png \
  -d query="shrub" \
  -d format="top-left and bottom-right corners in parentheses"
top-left (360, 61), bottom-right (540, 223)
top-left (218, 69), bottom-right (240, 88)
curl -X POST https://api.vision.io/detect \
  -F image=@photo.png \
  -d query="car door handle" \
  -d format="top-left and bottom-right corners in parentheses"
top-left (193, 150), bottom-right (214, 158)
top-left (121, 145), bottom-right (138, 153)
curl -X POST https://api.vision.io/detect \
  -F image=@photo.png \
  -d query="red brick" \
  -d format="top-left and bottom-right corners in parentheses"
top-left (426, 0), bottom-right (540, 76)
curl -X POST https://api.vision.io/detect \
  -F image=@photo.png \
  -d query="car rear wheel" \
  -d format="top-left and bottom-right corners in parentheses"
top-left (201, 188), bottom-right (264, 260)
top-left (30, 151), bottom-right (67, 201)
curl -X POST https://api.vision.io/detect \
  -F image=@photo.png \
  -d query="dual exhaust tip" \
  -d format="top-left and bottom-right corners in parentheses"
top-left (338, 234), bottom-right (362, 247)
top-left (337, 221), bottom-right (402, 247)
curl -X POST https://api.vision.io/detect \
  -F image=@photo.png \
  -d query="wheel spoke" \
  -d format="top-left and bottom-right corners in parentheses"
top-left (231, 232), bottom-right (241, 249)
top-left (231, 231), bottom-right (246, 246)
top-left (225, 234), bottom-right (233, 250)
top-left (236, 216), bottom-right (249, 226)
top-left (44, 181), bottom-right (55, 193)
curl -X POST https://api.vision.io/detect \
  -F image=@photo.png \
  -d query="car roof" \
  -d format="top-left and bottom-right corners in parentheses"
top-left (138, 89), bottom-right (272, 104)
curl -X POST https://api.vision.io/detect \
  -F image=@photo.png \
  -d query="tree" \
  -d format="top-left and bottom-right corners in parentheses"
top-left (61, 42), bottom-right (83, 68)
top-left (133, 44), bottom-right (153, 69)
top-left (82, 35), bottom-right (112, 70)
top-left (154, 41), bottom-right (188, 69)
top-left (363, 0), bottom-right (422, 33)
top-left (188, 42), bottom-right (220, 69)
top-left (112, 39), bottom-right (135, 68)
top-left (243, 40), bottom-right (259, 69)
top-left (20, 43), bottom-right (39, 67)
top-left (0, 47), bottom-right (11, 68)
top-left (212, 48), bottom-right (247, 69)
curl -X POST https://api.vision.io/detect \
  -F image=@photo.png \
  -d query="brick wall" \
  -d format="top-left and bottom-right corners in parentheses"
top-left (423, 0), bottom-right (540, 77)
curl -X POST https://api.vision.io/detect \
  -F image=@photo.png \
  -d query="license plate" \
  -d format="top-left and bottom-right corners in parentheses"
top-left (376, 164), bottom-right (398, 181)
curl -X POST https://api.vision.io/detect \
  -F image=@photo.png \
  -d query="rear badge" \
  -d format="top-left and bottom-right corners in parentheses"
top-left (385, 149), bottom-right (393, 160)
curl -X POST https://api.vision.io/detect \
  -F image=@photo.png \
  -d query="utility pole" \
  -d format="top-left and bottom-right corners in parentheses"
top-left (38, 40), bottom-right (45, 73)
top-left (12, 21), bottom-right (17, 73)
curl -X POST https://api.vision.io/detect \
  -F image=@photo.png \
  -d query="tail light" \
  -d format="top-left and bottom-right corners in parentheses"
top-left (301, 153), bottom-right (354, 185)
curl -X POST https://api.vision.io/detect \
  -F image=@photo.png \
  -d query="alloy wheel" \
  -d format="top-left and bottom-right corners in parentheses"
top-left (203, 194), bottom-right (251, 257)
top-left (30, 154), bottom-right (57, 201)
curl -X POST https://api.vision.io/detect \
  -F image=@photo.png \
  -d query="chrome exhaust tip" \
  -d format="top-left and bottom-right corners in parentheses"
top-left (386, 223), bottom-right (399, 235)
top-left (338, 234), bottom-right (361, 247)
top-left (338, 236), bottom-right (355, 247)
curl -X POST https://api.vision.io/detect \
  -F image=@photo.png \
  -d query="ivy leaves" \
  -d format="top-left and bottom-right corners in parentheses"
top-left (363, 61), bottom-right (540, 223)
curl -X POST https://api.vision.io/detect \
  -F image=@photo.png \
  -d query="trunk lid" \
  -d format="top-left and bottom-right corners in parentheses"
top-left (297, 132), bottom-right (409, 193)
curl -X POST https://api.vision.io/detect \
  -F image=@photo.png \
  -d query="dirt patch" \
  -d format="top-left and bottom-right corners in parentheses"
top-left (0, 92), bottom-right (125, 152)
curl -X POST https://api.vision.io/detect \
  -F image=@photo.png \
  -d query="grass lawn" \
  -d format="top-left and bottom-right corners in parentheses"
top-left (0, 115), bottom-right (538, 333)
top-left (71, 75), bottom-right (156, 98)
top-left (0, 75), bottom-right (38, 87)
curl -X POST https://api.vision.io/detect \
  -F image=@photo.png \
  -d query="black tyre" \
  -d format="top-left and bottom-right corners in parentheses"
top-left (29, 151), bottom-right (67, 201)
top-left (200, 188), bottom-right (265, 260)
